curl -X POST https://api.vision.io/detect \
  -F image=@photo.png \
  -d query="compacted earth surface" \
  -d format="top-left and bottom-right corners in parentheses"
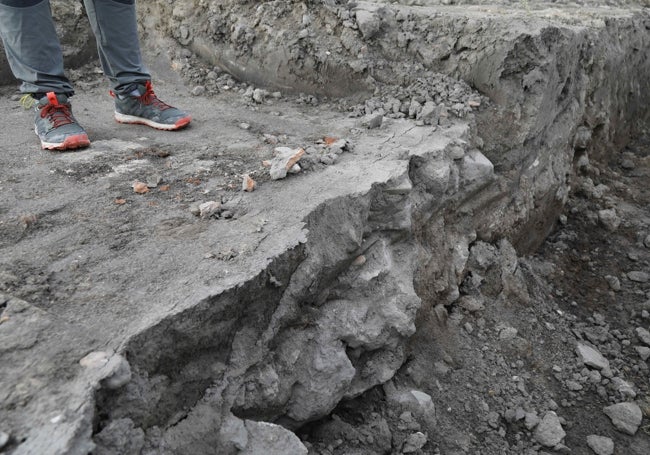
top-left (1, 1), bottom-right (649, 455)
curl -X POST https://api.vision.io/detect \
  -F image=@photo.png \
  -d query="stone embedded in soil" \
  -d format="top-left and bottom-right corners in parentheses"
top-left (498, 326), bottom-right (518, 340)
top-left (611, 377), bottom-right (636, 399)
top-left (100, 355), bottom-right (132, 390)
top-left (533, 411), bottom-right (565, 447)
top-left (244, 420), bottom-right (308, 454)
top-left (586, 435), bottom-right (614, 455)
top-left (384, 383), bottom-right (437, 428)
top-left (199, 201), bottom-right (222, 218)
top-left (634, 346), bottom-right (650, 360)
top-left (361, 113), bottom-right (383, 129)
top-left (628, 271), bottom-right (649, 283)
top-left (635, 327), bottom-right (650, 346)
top-left (79, 351), bottom-right (110, 368)
top-left (598, 209), bottom-right (620, 232)
top-left (576, 343), bottom-right (610, 371)
top-left (605, 275), bottom-right (621, 291)
top-left (355, 9), bottom-right (381, 39)
top-left (603, 402), bottom-right (643, 435)
top-left (402, 432), bottom-right (427, 454)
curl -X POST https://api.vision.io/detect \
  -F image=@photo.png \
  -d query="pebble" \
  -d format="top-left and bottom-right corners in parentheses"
top-left (362, 113), bottom-right (383, 129)
top-left (644, 234), bottom-right (650, 248)
top-left (597, 209), bottom-right (620, 231)
top-left (499, 326), bottom-right (518, 340)
top-left (604, 275), bottom-right (621, 291)
top-left (634, 345), bottom-right (650, 360)
top-left (402, 432), bottom-right (427, 453)
top-left (611, 377), bottom-right (636, 399)
top-left (566, 380), bottom-right (583, 391)
top-left (524, 412), bottom-right (540, 430)
top-left (199, 201), bottom-right (222, 218)
top-left (533, 411), bottom-right (565, 447)
top-left (620, 159), bottom-right (635, 170)
top-left (603, 402), bottom-right (643, 435)
top-left (586, 435), bottom-right (614, 455)
top-left (252, 88), bottom-right (267, 104)
top-left (635, 327), bottom-right (650, 346)
top-left (239, 122), bottom-right (251, 130)
top-left (628, 271), bottom-right (649, 283)
top-left (576, 343), bottom-right (610, 371)
top-left (191, 85), bottom-right (205, 96)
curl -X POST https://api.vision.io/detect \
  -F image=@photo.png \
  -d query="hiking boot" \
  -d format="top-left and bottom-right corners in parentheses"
top-left (32, 92), bottom-right (90, 151)
top-left (112, 81), bottom-right (191, 131)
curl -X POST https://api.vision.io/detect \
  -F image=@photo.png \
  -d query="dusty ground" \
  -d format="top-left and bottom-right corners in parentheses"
top-left (1, 1), bottom-right (649, 455)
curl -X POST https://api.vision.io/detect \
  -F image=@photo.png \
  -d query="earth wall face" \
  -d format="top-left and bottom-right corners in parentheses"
top-left (0, 2), bottom-right (649, 454)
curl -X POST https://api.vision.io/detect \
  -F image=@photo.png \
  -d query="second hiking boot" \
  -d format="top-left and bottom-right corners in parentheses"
top-left (112, 81), bottom-right (191, 131)
top-left (34, 92), bottom-right (90, 151)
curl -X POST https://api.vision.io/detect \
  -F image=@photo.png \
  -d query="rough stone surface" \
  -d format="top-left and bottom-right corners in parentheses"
top-left (533, 412), bottom-right (566, 447)
top-left (603, 402), bottom-right (643, 435)
top-left (586, 435), bottom-right (614, 455)
top-left (576, 343), bottom-right (610, 370)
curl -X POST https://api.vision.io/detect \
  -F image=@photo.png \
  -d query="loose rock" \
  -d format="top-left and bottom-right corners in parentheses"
top-left (269, 147), bottom-right (305, 180)
top-left (635, 327), bottom-right (650, 346)
top-left (628, 271), bottom-right (649, 283)
top-left (576, 343), bottom-right (610, 371)
top-left (533, 411), bottom-right (565, 447)
top-left (634, 346), bottom-right (650, 360)
top-left (586, 435), bottom-right (614, 455)
top-left (402, 432), bottom-right (427, 453)
top-left (598, 209), bottom-right (620, 231)
top-left (603, 402), bottom-right (643, 435)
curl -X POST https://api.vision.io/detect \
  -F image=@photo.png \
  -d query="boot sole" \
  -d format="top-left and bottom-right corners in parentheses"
top-left (40, 133), bottom-right (91, 151)
top-left (114, 112), bottom-right (192, 131)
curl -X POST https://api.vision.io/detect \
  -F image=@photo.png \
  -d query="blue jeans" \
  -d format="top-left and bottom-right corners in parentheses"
top-left (0, 0), bottom-right (150, 96)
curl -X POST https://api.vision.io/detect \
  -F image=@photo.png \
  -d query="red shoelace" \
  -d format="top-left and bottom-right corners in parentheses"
top-left (139, 81), bottom-right (171, 110)
top-left (40, 92), bottom-right (75, 128)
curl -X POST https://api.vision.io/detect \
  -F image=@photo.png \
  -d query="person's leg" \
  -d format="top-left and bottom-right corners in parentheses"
top-left (0, 0), bottom-right (74, 95)
top-left (0, 0), bottom-right (88, 150)
top-left (83, 0), bottom-right (191, 130)
top-left (82, 0), bottom-right (149, 96)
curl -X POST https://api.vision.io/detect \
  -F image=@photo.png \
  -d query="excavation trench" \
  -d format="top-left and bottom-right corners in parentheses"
top-left (1, 2), bottom-right (649, 455)
top-left (86, 3), bottom-right (650, 454)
